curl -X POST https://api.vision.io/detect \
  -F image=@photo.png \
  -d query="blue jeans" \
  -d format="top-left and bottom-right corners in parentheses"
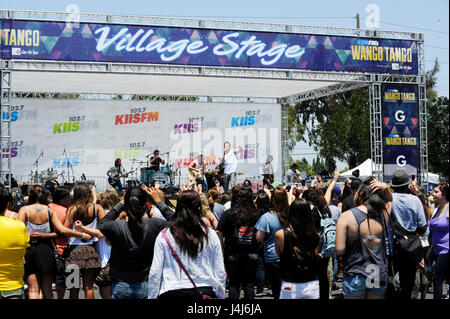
top-left (111, 281), bottom-right (148, 299)
top-left (256, 255), bottom-right (265, 294)
top-left (342, 274), bottom-right (387, 297)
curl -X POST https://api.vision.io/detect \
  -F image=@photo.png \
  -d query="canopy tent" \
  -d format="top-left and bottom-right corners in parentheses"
top-left (340, 158), bottom-right (377, 179)
top-left (425, 172), bottom-right (440, 184)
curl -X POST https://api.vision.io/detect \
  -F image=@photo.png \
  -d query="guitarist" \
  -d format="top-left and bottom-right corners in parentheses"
top-left (107, 158), bottom-right (128, 192)
top-left (188, 153), bottom-right (206, 188)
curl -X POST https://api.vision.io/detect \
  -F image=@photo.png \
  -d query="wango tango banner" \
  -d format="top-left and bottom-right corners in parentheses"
top-left (382, 84), bottom-right (420, 182)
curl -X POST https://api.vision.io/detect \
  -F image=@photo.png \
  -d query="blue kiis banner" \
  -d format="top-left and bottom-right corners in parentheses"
top-left (382, 84), bottom-right (420, 182)
top-left (0, 18), bottom-right (418, 74)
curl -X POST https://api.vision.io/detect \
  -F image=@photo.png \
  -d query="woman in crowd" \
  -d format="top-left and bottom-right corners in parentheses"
top-left (64, 183), bottom-right (105, 299)
top-left (199, 192), bottom-right (218, 230)
top-left (217, 186), bottom-right (260, 299)
top-left (274, 198), bottom-right (321, 299)
top-left (427, 183), bottom-right (449, 299)
top-left (255, 186), bottom-right (289, 299)
top-left (48, 187), bottom-right (72, 299)
top-left (208, 188), bottom-right (226, 222)
top-left (148, 189), bottom-right (226, 299)
top-left (335, 178), bottom-right (389, 299)
top-left (17, 185), bottom-right (92, 299)
top-left (254, 190), bottom-right (271, 296)
top-left (94, 188), bottom-right (121, 299)
top-left (99, 186), bottom-right (167, 299)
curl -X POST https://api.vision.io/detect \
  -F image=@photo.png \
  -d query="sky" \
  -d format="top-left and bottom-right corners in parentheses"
top-left (1, 0), bottom-right (448, 171)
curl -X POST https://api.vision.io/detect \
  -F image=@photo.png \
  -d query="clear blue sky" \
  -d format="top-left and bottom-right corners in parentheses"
top-left (2, 0), bottom-right (448, 170)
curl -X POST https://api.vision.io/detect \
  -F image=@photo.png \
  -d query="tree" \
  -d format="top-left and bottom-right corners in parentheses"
top-left (427, 96), bottom-right (449, 179)
top-left (293, 88), bottom-right (371, 169)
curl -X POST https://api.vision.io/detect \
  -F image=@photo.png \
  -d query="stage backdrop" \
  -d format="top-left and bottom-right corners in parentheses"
top-left (381, 83), bottom-right (420, 182)
top-left (8, 99), bottom-right (281, 188)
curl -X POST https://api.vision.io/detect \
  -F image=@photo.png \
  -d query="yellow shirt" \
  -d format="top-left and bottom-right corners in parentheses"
top-left (0, 216), bottom-right (30, 291)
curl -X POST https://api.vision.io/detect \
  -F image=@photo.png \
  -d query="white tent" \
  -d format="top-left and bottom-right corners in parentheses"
top-left (425, 172), bottom-right (440, 184)
top-left (341, 158), bottom-right (441, 184)
top-left (340, 158), bottom-right (375, 179)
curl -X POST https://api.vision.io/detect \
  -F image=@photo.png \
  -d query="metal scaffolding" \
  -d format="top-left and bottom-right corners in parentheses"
top-left (0, 9), bottom-right (428, 186)
top-left (0, 61), bottom-right (12, 188)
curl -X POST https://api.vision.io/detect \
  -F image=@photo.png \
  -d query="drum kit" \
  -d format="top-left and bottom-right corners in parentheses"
top-left (127, 151), bottom-right (179, 189)
top-left (31, 168), bottom-right (61, 184)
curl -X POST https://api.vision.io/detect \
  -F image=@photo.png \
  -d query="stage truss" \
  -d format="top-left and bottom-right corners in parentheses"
top-left (0, 9), bottom-right (428, 188)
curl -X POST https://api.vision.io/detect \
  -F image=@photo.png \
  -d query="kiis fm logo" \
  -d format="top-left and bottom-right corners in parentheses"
top-left (53, 120), bottom-right (99, 134)
top-left (115, 112), bottom-right (159, 125)
top-left (173, 123), bottom-right (199, 134)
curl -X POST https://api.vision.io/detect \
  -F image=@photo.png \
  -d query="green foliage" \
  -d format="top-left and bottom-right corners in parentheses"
top-left (427, 96), bottom-right (449, 179)
top-left (292, 88), bottom-right (371, 168)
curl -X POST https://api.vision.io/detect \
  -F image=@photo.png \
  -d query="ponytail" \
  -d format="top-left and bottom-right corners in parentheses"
top-left (124, 187), bottom-right (147, 243)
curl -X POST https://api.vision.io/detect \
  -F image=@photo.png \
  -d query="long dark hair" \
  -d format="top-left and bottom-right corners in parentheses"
top-left (309, 188), bottom-right (332, 218)
top-left (271, 186), bottom-right (289, 227)
top-left (28, 185), bottom-right (49, 205)
top-left (170, 190), bottom-right (208, 259)
top-left (255, 191), bottom-right (271, 216)
top-left (354, 177), bottom-right (388, 233)
top-left (124, 187), bottom-right (147, 243)
top-left (232, 187), bottom-right (259, 226)
top-left (288, 198), bottom-right (321, 267)
top-left (71, 183), bottom-right (94, 223)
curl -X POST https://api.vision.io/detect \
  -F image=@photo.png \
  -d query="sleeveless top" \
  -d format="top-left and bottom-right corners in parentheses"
top-left (428, 205), bottom-right (449, 255)
top-left (342, 208), bottom-right (388, 285)
top-left (280, 229), bottom-right (320, 283)
top-left (26, 207), bottom-right (52, 236)
top-left (68, 204), bottom-right (98, 246)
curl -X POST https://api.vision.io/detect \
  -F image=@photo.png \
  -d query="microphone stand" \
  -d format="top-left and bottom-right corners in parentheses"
top-left (63, 149), bottom-right (70, 183)
top-left (33, 151), bottom-right (44, 184)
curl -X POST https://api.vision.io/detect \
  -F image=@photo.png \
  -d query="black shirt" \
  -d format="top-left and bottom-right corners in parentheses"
top-left (149, 156), bottom-right (163, 171)
top-left (217, 209), bottom-right (258, 256)
top-left (280, 229), bottom-right (320, 283)
top-left (99, 202), bottom-right (168, 282)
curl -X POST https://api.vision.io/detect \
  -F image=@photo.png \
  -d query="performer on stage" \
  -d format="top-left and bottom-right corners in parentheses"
top-left (107, 158), bottom-right (127, 192)
top-left (262, 155), bottom-right (274, 184)
top-left (149, 150), bottom-right (165, 171)
top-left (221, 142), bottom-right (243, 192)
top-left (188, 153), bottom-right (206, 188)
top-left (283, 163), bottom-right (301, 185)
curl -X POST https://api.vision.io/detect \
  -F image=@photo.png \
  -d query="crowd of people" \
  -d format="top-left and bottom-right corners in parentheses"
top-left (0, 168), bottom-right (448, 300)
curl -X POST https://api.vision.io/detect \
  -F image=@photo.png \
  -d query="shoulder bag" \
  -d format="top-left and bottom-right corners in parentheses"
top-left (47, 208), bottom-right (67, 274)
top-left (161, 229), bottom-right (214, 299)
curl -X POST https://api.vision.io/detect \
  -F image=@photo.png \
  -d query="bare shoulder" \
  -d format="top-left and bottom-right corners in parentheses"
top-left (274, 228), bottom-right (284, 239)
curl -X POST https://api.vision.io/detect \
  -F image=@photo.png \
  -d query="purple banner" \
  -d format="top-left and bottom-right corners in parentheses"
top-left (1, 18), bottom-right (418, 74)
top-left (382, 84), bottom-right (420, 182)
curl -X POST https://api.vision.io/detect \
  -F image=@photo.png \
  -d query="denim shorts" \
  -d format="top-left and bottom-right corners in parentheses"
top-left (342, 274), bottom-right (387, 297)
top-left (112, 281), bottom-right (149, 299)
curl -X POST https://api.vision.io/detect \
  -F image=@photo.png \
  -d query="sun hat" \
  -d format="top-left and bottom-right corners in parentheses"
top-left (390, 170), bottom-right (411, 188)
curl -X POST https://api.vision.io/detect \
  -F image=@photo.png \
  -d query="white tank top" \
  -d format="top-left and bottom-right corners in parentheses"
top-left (68, 204), bottom-right (98, 245)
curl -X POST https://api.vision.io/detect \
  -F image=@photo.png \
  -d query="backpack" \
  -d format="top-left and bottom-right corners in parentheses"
top-left (318, 209), bottom-right (336, 258)
top-left (10, 187), bottom-right (25, 213)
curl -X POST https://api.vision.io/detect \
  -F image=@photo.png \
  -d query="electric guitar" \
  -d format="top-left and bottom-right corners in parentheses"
top-left (108, 170), bottom-right (134, 185)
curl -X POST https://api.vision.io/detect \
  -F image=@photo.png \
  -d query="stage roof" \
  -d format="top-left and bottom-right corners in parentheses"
top-left (11, 70), bottom-right (339, 99)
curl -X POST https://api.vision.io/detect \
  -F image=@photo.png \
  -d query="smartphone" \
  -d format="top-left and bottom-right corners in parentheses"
top-left (301, 180), bottom-right (306, 186)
